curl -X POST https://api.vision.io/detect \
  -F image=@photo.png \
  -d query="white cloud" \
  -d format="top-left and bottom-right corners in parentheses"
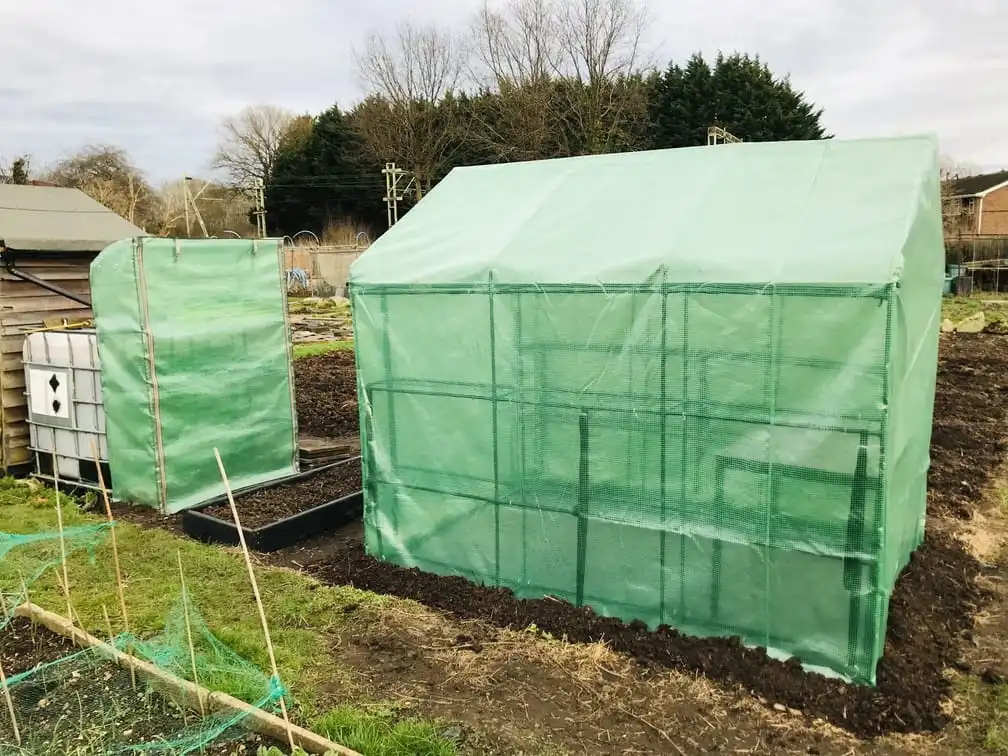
top-left (1, 0), bottom-right (1005, 180)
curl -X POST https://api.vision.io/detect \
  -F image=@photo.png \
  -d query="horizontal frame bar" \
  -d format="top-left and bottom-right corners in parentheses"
top-left (351, 281), bottom-right (895, 299)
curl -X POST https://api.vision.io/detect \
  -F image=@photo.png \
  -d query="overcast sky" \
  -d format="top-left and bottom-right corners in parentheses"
top-left (2, 0), bottom-right (1005, 183)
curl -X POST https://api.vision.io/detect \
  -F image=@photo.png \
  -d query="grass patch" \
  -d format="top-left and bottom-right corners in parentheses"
top-left (312, 705), bottom-right (459, 756)
top-left (0, 478), bottom-right (457, 755)
top-left (953, 675), bottom-right (1008, 753)
top-left (289, 298), bottom-right (350, 316)
top-left (942, 296), bottom-right (1008, 328)
top-left (293, 341), bottom-right (354, 360)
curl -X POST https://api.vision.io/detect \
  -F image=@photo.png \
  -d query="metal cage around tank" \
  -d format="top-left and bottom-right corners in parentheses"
top-left (22, 327), bottom-right (111, 490)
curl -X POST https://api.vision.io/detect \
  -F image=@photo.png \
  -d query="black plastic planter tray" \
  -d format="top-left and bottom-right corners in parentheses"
top-left (181, 458), bottom-right (363, 552)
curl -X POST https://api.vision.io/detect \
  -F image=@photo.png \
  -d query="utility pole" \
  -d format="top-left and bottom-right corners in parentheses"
top-left (251, 178), bottom-right (267, 238)
top-left (707, 125), bottom-right (742, 146)
top-left (183, 177), bottom-right (211, 238)
top-left (382, 163), bottom-right (415, 228)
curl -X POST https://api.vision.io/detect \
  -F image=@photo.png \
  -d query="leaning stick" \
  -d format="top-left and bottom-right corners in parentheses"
top-left (18, 573), bottom-right (34, 645)
top-left (90, 440), bottom-right (135, 688)
top-left (0, 655), bottom-right (20, 746)
top-left (177, 549), bottom-right (206, 716)
top-left (102, 604), bottom-right (115, 643)
top-left (214, 448), bottom-right (295, 753)
top-left (51, 452), bottom-right (72, 623)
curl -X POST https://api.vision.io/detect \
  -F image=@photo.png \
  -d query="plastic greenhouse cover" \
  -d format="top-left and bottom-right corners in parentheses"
top-left (91, 238), bottom-right (298, 514)
top-left (348, 135), bottom-right (946, 684)
top-left (351, 135), bottom-right (940, 286)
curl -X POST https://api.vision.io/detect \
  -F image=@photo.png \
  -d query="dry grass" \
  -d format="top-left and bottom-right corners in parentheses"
top-left (337, 599), bottom-right (856, 755)
top-left (321, 221), bottom-right (371, 247)
top-left (939, 469), bottom-right (1008, 754)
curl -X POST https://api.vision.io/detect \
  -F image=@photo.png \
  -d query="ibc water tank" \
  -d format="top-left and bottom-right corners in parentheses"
top-left (22, 329), bottom-right (109, 489)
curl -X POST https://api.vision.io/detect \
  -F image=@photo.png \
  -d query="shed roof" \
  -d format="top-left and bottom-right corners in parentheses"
top-left (945, 170), bottom-right (1008, 198)
top-left (350, 135), bottom-right (943, 286)
top-left (0, 184), bottom-right (145, 253)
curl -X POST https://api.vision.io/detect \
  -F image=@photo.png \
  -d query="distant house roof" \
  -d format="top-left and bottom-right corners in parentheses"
top-left (946, 170), bottom-right (1008, 198)
top-left (0, 184), bottom-right (146, 253)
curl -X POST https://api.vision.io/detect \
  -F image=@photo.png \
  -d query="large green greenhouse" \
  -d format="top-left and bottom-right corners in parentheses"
top-left (348, 135), bottom-right (945, 684)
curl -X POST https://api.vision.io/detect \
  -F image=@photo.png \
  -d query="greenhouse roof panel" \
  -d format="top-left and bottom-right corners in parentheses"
top-left (350, 135), bottom-right (942, 286)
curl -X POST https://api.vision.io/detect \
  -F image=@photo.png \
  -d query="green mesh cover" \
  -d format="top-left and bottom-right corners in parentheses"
top-left (90, 238), bottom-right (299, 514)
top-left (0, 522), bottom-right (288, 754)
top-left (349, 136), bottom-right (945, 685)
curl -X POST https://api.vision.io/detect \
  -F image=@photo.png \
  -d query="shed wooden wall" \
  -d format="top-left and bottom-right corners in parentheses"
top-left (0, 255), bottom-right (94, 469)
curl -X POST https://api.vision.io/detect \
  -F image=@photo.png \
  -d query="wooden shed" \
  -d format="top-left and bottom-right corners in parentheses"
top-left (0, 185), bottom-right (144, 470)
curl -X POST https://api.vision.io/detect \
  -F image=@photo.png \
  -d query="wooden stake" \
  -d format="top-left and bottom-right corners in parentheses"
top-left (0, 587), bottom-right (8, 620)
top-left (90, 441), bottom-right (130, 637)
top-left (90, 440), bottom-right (135, 688)
top-left (0, 655), bottom-right (20, 746)
top-left (51, 452), bottom-right (72, 622)
top-left (213, 448), bottom-right (295, 752)
top-left (176, 549), bottom-right (205, 716)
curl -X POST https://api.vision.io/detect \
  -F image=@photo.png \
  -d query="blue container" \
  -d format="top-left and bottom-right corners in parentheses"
top-left (943, 276), bottom-right (953, 295)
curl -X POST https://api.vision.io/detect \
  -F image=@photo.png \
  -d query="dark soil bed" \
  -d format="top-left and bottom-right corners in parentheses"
top-left (201, 459), bottom-right (361, 530)
top-left (928, 334), bottom-right (1008, 518)
top-left (286, 333), bottom-right (1005, 739)
top-left (0, 619), bottom-right (271, 754)
top-left (294, 351), bottom-right (358, 440)
top-left (307, 528), bottom-right (983, 739)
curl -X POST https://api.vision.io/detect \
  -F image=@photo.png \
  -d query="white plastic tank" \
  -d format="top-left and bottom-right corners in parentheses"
top-left (22, 328), bottom-right (109, 489)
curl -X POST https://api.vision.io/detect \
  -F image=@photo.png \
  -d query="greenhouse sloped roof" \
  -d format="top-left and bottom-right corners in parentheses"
top-left (350, 135), bottom-right (943, 286)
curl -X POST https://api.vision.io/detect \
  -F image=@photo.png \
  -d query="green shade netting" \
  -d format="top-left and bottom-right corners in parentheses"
top-left (0, 523), bottom-right (287, 755)
top-left (349, 135), bottom-right (946, 684)
top-left (90, 238), bottom-right (299, 513)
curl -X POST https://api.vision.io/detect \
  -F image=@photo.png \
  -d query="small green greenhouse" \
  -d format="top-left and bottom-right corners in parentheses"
top-left (348, 135), bottom-right (945, 684)
top-left (91, 238), bottom-right (299, 513)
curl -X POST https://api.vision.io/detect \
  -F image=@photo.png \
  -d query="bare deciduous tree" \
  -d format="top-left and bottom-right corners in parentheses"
top-left (213, 105), bottom-right (298, 187)
top-left (940, 155), bottom-right (982, 240)
top-left (469, 0), bottom-right (651, 157)
top-left (469, 0), bottom-right (566, 161)
top-left (354, 23), bottom-right (470, 192)
top-left (358, 23), bottom-right (465, 106)
top-left (555, 0), bottom-right (651, 154)
top-left (152, 179), bottom-right (256, 238)
top-left (45, 145), bottom-right (154, 226)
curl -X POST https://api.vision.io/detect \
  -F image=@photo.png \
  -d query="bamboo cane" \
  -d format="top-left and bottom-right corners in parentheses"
top-left (90, 440), bottom-right (135, 688)
top-left (176, 549), bottom-right (206, 716)
top-left (0, 656), bottom-right (20, 746)
top-left (51, 452), bottom-right (72, 623)
top-left (213, 448), bottom-right (295, 752)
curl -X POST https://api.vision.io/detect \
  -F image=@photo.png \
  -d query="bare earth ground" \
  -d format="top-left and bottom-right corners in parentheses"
top-left (114, 340), bottom-right (1008, 755)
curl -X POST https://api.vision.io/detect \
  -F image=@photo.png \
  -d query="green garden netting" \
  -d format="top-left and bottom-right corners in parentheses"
top-left (349, 135), bottom-right (946, 684)
top-left (0, 518), bottom-right (288, 755)
top-left (90, 238), bottom-right (299, 514)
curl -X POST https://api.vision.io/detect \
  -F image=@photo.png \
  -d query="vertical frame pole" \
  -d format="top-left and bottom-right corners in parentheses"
top-left (678, 291), bottom-right (690, 617)
top-left (576, 411), bottom-right (589, 607)
top-left (516, 293), bottom-right (528, 588)
top-left (377, 293), bottom-right (396, 555)
top-left (488, 272), bottom-right (501, 587)
top-left (658, 276), bottom-right (669, 625)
